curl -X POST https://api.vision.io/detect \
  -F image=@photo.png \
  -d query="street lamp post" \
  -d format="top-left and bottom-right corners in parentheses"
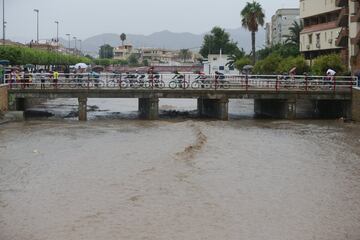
top-left (73, 37), bottom-right (77, 54)
top-left (66, 33), bottom-right (70, 53)
top-left (54, 21), bottom-right (59, 43)
top-left (33, 9), bottom-right (39, 43)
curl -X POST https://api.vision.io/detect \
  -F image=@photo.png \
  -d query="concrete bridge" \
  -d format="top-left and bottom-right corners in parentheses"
top-left (2, 74), bottom-right (358, 121)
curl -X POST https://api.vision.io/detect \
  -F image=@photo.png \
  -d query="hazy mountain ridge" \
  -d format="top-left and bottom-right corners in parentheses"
top-left (74, 28), bottom-right (265, 55)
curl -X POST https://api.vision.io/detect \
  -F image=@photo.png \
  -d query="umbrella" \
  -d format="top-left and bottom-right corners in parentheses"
top-left (0, 60), bottom-right (10, 66)
top-left (92, 65), bottom-right (104, 72)
top-left (24, 64), bottom-right (35, 69)
top-left (75, 63), bottom-right (88, 69)
top-left (243, 65), bottom-right (254, 70)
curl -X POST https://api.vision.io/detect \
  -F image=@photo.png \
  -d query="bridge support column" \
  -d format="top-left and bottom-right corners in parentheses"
top-left (138, 98), bottom-right (159, 120)
top-left (254, 99), bottom-right (297, 119)
top-left (78, 97), bottom-right (87, 121)
top-left (197, 98), bottom-right (229, 120)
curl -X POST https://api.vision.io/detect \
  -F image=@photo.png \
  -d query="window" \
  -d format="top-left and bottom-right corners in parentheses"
top-left (308, 34), bottom-right (313, 44)
top-left (219, 66), bottom-right (225, 71)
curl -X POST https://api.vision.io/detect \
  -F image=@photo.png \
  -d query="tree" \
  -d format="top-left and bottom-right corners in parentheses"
top-left (235, 57), bottom-right (252, 71)
top-left (199, 27), bottom-right (241, 58)
top-left (312, 54), bottom-right (347, 75)
top-left (226, 48), bottom-right (245, 68)
top-left (99, 44), bottom-right (114, 59)
top-left (120, 33), bottom-right (127, 46)
top-left (241, 1), bottom-right (265, 65)
top-left (179, 49), bottom-right (191, 62)
top-left (128, 53), bottom-right (139, 66)
top-left (284, 20), bottom-right (304, 46)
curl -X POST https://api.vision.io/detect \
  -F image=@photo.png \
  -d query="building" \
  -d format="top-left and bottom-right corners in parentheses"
top-left (203, 54), bottom-right (238, 75)
top-left (140, 48), bottom-right (178, 64)
top-left (269, 8), bottom-right (300, 45)
top-left (300, 0), bottom-right (360, 72)
top-left (113, 44), bottom-right (138, 60)
top-left (265, 22), bottom-right (272, 47)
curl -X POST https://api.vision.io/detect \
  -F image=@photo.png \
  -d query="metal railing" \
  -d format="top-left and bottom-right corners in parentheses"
top-left (3, 73), bottom-right (357, 92)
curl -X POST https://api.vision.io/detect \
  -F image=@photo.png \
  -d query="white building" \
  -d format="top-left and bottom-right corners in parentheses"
top-left (203, 54), bottom-right (238, 75)
top-left (270, 8), bottom-right (300, 45)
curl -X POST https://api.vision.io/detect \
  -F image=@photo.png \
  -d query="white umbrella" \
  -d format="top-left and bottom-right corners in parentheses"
top-left (74, 63), bottom-right (88, 69)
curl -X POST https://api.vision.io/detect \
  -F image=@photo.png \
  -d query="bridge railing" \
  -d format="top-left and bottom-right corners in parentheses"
top-left (3, 73), bottom-right (357, 92)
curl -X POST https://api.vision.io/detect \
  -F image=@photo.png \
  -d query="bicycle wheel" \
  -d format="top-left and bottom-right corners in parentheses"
top-left (107, 80), bottom-right (116, 88)
top-left (221, 81), bottom-right (230, 89)
top-left (191, 81), bottom-right (201, 89)
top-left (169, 81), bottom-right (177, 89)
top-left (156, 80), bottom-right (165, 89)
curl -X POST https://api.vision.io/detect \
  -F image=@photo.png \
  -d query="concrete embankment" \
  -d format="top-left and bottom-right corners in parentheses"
top-left (353, 87), bottom-right (360, 122)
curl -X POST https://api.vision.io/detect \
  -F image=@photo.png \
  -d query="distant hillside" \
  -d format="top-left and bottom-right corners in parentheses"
top-left (67, 28), bottom-right (265, 56)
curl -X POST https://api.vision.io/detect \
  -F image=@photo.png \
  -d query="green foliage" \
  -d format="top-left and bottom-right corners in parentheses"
top-left (312, 54), bottom-right (347, 75)
top-left (128, 53), bottom-right (139, 66)
top-left (277, 56), bottom-right (310, 75)
top-left (226, 48), bottom-right (246, 68)
top-left (120, 33), bottom-right (127, 45)
top-left (179, 49), bottom-right (192, 62)
top-left (284, 21), bottom-right (303, 46)
top-left (99, 44), bottom-right (114, 59)
top-left (253, 53), bottom-right (282, 74)
top-left (240, 1), bottom-right (265, 32)
top-left (240, 1), bottom-right (265, 64)
top-left (256, 43), bottom-right (300, 61)
top-left (0, 45), bottom-right (91, 66)
top-left (235, 57), bottom-right (251, 71)
top-left (142, 59), bottom-right (149, 66)
top-left (199, 27), bottom-right (241, 58)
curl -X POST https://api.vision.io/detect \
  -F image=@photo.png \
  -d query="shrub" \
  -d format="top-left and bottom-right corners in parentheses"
top-left (311, 54), bottom-right (347, 75)
top-left (253, 53), bottom-right (282, 74)
top-left (277, 56), bottom-right (310, 75)
top-left (235, 57), bottom-right (251, 71)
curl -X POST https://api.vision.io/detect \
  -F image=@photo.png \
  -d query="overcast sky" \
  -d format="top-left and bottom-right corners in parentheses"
top-left (5, 0), bottom-right (299, 42)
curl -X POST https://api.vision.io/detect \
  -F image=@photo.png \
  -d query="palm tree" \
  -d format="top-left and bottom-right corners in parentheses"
top-left (226, 48), bottom-right (245, 68)
top-left (120, 33), bottom-right (127, 46)
top-left (240, 1), bottom-right (265, 65)
top-left (179, 49), bottom-right (191, 62)
top-left (284, 20), bottom-right (304, 46)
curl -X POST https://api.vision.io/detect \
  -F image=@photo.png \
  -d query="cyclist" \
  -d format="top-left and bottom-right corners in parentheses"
top-left (326, 68), bottom-right (336, 88)
top-left (53, 70), bottom-right (59, 89)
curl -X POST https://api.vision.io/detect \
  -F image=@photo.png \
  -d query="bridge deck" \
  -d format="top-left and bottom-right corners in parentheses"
top-left (8, 88), bottom-right (352, 100)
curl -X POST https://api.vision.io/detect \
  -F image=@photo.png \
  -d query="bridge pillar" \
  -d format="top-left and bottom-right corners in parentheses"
top-left (78, 97), bottom-right (87, 121)
top-left (197, 98), bottom-right (229, 120)
top-left (254, 99), bottom-right (297, 119)
top-left (138, 98), bottom-right (159, 120)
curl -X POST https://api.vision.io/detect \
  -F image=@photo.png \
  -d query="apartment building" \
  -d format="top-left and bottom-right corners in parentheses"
top-left (113, 44), bottom-right (139, 60)
top-left (300, 0), bottom-right (360, 72)
top-left (266, 8), bottom-right (300, 46)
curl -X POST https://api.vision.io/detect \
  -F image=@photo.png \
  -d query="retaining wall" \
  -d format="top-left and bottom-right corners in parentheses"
top-left (353, 88), bottom-right (360, 122)
top-left (0, 85), bottom-right (8, 114)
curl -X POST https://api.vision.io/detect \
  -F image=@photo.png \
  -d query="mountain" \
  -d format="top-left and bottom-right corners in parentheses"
top-left (75, 28), bottom-right (265, 56)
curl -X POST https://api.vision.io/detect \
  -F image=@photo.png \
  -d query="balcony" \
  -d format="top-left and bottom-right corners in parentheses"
top-left (337, 7), bottom-right (349, 27)
top-left (336, 0), bottom-right (348, 7)
top-left (336, 27), bottom-right (349, 47)
top-left (351, 29), bottom-right (360, 45)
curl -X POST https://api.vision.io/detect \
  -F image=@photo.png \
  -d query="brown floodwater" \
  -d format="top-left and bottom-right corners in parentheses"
top-left (0, 99), bottom-right (360, 240)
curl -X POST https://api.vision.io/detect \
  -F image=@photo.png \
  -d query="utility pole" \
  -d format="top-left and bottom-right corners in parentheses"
top-left (73, 36), bottom-right (77, 54)
top-left (33, 9), bottom-right (39, 43)
top-left (2, 0), bottom-right (4, 44)
top-left (78, 39), bottom-right (82, 55)
top-left (66, 33), bottom-right (70, 53)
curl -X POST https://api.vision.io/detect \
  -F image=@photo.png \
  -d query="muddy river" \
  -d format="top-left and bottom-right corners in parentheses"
top-left (0, 99), bottom-right (360, 240)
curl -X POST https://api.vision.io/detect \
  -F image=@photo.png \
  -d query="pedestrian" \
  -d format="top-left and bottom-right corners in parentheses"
top-left (53, 69), bottom-right (59, 89)
top-left (40, 69), bottom-right (46, 89)
top-left (355, 70), bottom-right (360, 87)
top-left (326, 68), bottom-right (336, 88)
